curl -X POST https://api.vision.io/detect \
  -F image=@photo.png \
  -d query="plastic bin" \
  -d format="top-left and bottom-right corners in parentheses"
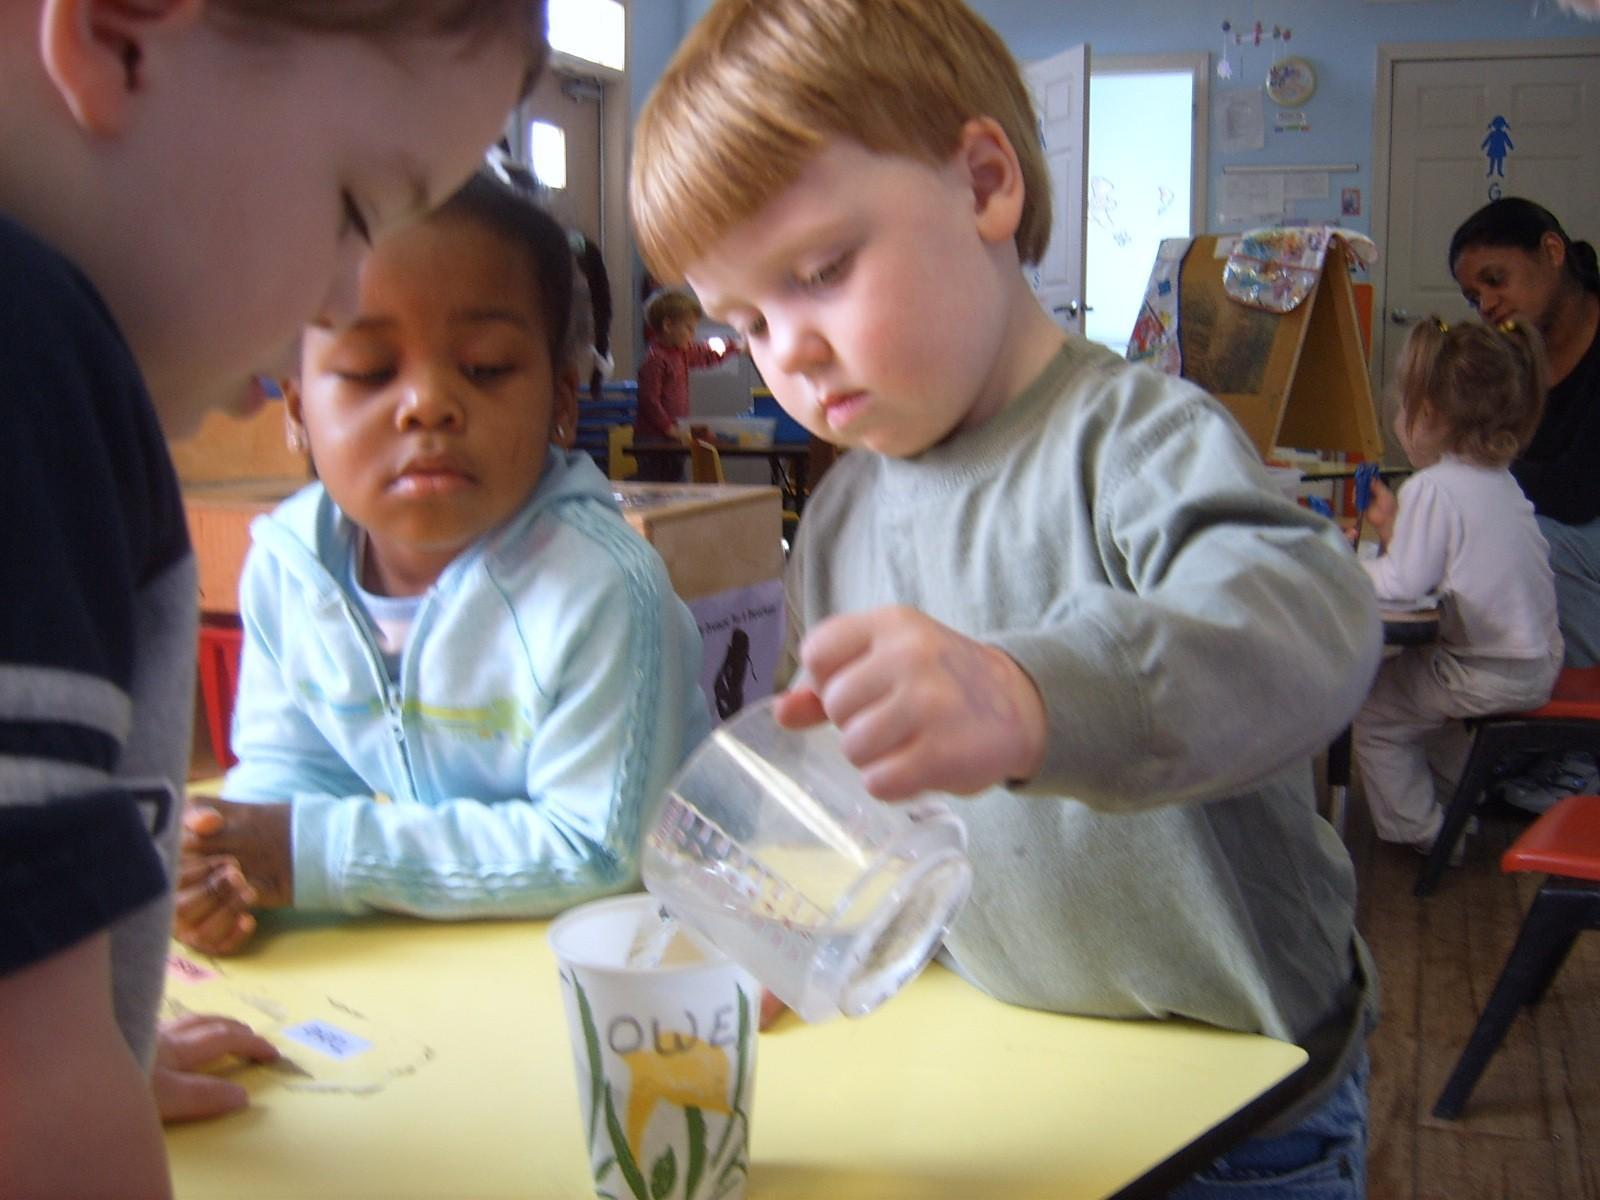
top-left (748, 391), bottom-right (808, 444)
top-left (198, 616), bottom-right (244, 769)
top-left (684, 416), bottom-right (776, 447)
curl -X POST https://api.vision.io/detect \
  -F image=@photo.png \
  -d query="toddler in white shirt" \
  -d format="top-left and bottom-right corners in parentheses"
top-left (1355, 316), bottom-right (1563, 854)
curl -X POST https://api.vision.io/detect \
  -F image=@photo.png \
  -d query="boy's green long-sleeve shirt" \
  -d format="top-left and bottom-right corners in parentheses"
top-left (785, 339), bottom-right (1382, 1115)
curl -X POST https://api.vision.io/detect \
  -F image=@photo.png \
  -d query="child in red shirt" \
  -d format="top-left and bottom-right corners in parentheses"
top-left (634, 289), bottom-right (739, 480)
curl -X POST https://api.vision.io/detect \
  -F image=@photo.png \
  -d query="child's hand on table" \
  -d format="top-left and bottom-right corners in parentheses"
top-left (153, 1013), bottom-right (279, 1123)
top-left (1363, 477), bottom-right (1399, 548)
top-left (175, 799), bottom-right (293, 955)
top-left (183, 798), bottom-right (293, 906)
top-left (174, 853), bottom-right (259, 955)
top-left (773, 605), bottom-right (1047, 800)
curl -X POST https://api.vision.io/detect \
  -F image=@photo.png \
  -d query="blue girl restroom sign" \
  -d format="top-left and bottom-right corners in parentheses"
top-left (1482, 115), bottom-right (1513, 179)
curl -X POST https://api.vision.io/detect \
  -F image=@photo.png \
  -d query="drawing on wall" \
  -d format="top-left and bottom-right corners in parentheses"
top-left (1341, 187), bottom-right (1361, 217)
top-left (1482, 116), bottom-right (1514, 178)
top-left (1089, 176), bottom-right (1186, 252)
top-left (1088, 176), bottom-right (1118, 230)
top-left (1218, 88), bottom-right (1266, 154)
top-left (1093, 171), bottom-right (1186, 347)
top-left (1088, 177), bottom-right (1132, 247)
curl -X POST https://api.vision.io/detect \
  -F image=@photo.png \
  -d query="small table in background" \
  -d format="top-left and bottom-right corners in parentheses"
top-left (1297, 464), bottom-right (1414, 486)
top-left (1297, 463), bottom-right (1413, 522)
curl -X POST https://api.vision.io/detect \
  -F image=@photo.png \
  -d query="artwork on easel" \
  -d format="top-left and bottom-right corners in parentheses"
top-left (1177, 270), bottom-right (1279, 401)
top-left (1130, 231), bottom-right (1383, 461)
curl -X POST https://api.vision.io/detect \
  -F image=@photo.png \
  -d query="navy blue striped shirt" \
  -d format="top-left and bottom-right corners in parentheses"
top-left (0, 212), bottom-right (190, 993)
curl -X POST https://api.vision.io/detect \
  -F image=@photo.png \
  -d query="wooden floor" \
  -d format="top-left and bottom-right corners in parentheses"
top-left (1342, 778), bottom-right (1600, 1200)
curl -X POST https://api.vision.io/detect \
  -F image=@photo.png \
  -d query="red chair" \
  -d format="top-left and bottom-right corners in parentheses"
top-left (197, 615), bottom-right (245, 769)
top-left (1416, 666), bottom-right (1600, 896)
top-left (1432, 793), bottom-right (1600, 1118)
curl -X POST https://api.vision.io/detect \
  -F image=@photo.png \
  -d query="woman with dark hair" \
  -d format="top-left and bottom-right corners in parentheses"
top-left (485, 144), bottom-right (613, 402)
top-left (1450, 198), bottom-right (1600, 806)
top-left (570, 231), bottom-right (614, 403)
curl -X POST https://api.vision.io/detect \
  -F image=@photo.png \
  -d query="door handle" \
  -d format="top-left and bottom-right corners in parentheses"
top-left (1053, 301), bottom-right (1095, 319)
top-left (1389, 308), bottom-right (1413, 325)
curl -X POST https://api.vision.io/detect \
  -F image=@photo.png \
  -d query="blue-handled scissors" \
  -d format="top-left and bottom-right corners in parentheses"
top-left (1353, 462), bottom-right (1381, 543)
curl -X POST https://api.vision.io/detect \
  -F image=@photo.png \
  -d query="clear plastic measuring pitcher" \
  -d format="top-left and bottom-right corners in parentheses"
top-left (640, 698), bottom-right (972, 1023)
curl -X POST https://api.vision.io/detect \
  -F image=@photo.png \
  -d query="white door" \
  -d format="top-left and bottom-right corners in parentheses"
top-left (508, 66), bottom-right (638, 375)
top-left (1024, 44), bottom-right (1090, 336)
top-left (1377, 46), bottom-right (1600, 456)
top-left (516, 69), bottom-right (604, 242)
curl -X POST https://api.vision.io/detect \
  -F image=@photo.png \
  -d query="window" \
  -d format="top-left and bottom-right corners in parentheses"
top-left (1085, 56), bottom-right (1207, 353)
top-left (528, 121), bottom-right (567, 190)
top-left (547, 0), bottom-right (625, 72)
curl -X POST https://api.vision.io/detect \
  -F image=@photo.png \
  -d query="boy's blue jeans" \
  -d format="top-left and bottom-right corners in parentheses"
top-left (1166, 1048), bottom-right (1369, 1199)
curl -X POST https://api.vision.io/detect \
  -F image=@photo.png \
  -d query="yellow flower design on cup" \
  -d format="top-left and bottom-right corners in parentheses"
top-left (622, 1037), bottom-right (732, 1163)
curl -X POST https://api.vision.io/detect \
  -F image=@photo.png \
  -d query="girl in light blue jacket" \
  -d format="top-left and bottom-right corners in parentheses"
top-left (175, 174), bottom-right (706, 953)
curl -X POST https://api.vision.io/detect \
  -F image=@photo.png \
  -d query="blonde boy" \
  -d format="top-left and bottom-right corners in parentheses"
top-left (633, 1), bottom-right (1383, 1192)
top-left (634, 287), bottom-right (739, 480)
top-left (0, 3), bottom-right (542, 1194)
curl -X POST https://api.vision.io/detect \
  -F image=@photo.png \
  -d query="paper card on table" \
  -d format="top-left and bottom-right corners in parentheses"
top-left (164, 943), bottom-right (433, 1093)
top-left (282, 1019), bottom-right (372, 1062)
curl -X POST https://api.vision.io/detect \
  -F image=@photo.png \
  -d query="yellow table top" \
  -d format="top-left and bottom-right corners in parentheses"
top-left (164, 913), bottom-right (1307, 1200)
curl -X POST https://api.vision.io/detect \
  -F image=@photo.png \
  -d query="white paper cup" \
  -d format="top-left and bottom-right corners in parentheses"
top-left (550, 894), bottom-right (759, 1200)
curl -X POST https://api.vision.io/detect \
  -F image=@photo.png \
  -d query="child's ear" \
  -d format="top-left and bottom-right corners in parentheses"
top-left (551, 366), bottom-right (580, 449)
top-left (957, 117), bottom-right (1026, 248)
top-left (39, 0), bottom-right (202, 137)
top-left (280, 378), bottom-right (310, 455)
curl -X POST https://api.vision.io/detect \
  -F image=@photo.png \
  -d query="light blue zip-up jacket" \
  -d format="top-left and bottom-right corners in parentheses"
top-left (222, 449), bottom-right (708, 918)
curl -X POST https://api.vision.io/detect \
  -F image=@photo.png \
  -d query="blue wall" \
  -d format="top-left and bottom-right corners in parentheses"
top-left (639, 0), bottom-right (1597, 240)
top-left (628, 0), bottom-right (684, 120)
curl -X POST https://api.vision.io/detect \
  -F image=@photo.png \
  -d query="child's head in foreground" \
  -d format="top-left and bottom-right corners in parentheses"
top-left (0, 0), bottom-right (547, 435)
top-left (284, 171), bottom-right (578, 597)
top-left (630, 0), bottom-right (1060, 459)
top-left (1392, 316), bottom-right (1548, 470)
top-left (645, 288), bottom-right (705, 348)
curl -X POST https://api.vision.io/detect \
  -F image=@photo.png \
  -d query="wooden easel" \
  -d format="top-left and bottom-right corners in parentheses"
top-left (1175, 235), bottom-right (1382, 460)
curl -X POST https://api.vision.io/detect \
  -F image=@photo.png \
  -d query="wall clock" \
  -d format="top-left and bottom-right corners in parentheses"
top-left (1266, 56), bottom-right (1316, 107)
